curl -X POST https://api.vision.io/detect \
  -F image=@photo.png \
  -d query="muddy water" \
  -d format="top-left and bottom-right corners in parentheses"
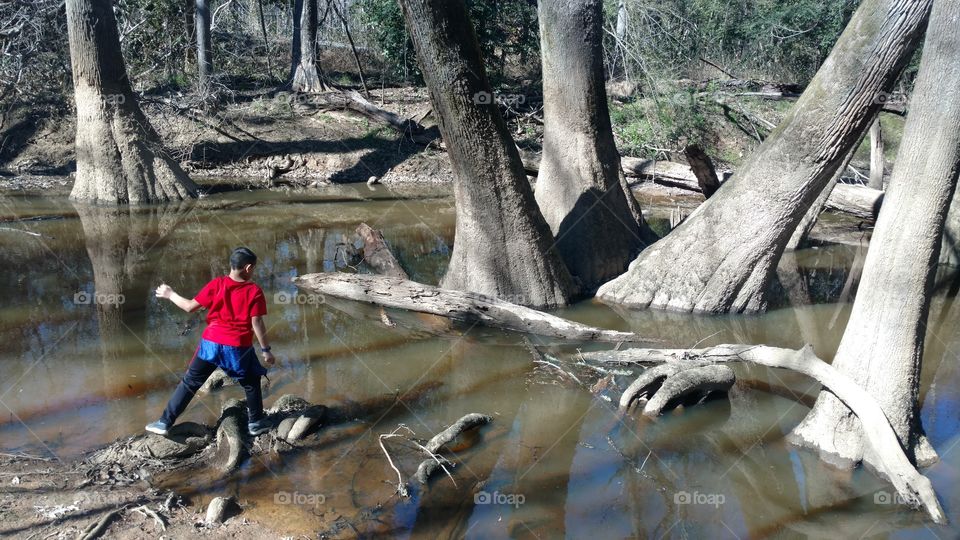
top-left (1, 185), bottom-right (958, 539)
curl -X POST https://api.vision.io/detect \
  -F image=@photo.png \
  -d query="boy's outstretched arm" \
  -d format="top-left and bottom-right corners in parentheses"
top-left (155, 284), bottom-right (202, 313)
top-left (251, 316), bottom-right (275, 365)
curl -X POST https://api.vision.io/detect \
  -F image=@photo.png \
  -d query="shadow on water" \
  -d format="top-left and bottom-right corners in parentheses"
top-left (1, 187), bottom-right (959, 538)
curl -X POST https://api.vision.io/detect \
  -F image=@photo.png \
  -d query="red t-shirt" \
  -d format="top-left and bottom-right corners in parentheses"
top-left (194, 276), bottom-right (267, 347)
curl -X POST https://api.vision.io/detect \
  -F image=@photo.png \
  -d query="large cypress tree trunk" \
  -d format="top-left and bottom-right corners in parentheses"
top-left (596, 0), bottom-right (930, 313)
top-left (289, 0), bottom-right (326, 92)
top-left (791, 0), bottom-right (960, 469)
top-left (534, 0), bottom-right (643, 292)
top-left (195, 0), bottom-right (213, 95)
top-left (398, 0), bottom-right (576, 308)
top-left (66, 0), bottom-right (197, 204)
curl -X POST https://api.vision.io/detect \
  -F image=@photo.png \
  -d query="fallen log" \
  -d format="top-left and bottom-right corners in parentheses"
top-left (356, 223), bottom-right (408, 279)
top-left (292, 273), bottom-right (648, 342)
top-left (580, 344), bottom-right (946, 524)
top-left (621, 157), bottom-right (883, 220)
top-left (824, 183), bottom-right (884, 220)
top-left (320, 90), bottom-right (438, 144)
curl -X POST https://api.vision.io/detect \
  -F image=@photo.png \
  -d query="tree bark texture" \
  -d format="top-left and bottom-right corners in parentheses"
top-left (596, 0), bottom-right (931, 313)
top-left (791, 0), bottom-right (960, 470)
top-left (66, 0), bottom-right (197, 204)
top-left (195, 0), bottom-right (213, 93)
top-left (398, 0), bottom-right (576, 308)
top-left (533, 0), bottom-right (643, 292)
top-left (289, 0), bottom-right (326, 92)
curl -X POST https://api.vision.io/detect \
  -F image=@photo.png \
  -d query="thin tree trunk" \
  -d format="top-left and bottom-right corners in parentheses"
top-left (289, 0), bottom-right (326, 92)
top-left (66, 0), bottom-right (197, 204)
top-left (257, 0), bottom-right (273, 80)
top-left (330, 0), bottom-right (369, 97)
top-left (397, 0), bottom-right (575, 308)
top-left (195, 0), bottom-right (213, 95)
top-left (534, 0), bottom-right (643, 292)
top-left (868, 118), bottom-right (885, 189)
top-left (596, 0), bottom-right (931, 313)
top-left (791, 0), bottom-right (960, 470)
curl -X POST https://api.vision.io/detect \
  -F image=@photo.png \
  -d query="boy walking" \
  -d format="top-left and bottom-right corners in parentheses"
top-left (146, 247), bottom-right (276, 437)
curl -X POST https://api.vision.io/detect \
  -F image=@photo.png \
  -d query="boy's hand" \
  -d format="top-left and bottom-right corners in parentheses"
top-left (155, 284), bottom-right (173, 299)
top-left (262, 350), bottom-right (276, 366)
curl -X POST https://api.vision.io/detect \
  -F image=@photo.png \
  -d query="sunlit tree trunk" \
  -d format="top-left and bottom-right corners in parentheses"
top-left (398, 0), bottom-right (575, 308)
top-left (66, 0), bottom-right (197, 204)
top-left (195, 0), bottom-right (213, 94)
top-left (791, 0), bottom-right (960, 469)
top-left (289, 0), bottom-right (326, 92)
top-left (597, 0), bottom-right (931, 313)
top-left (868, 118), bottom-right (885, 189)
top-left (534, 0), bottom-right (644, 292)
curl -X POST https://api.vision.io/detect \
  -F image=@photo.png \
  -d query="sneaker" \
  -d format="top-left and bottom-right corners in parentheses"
top-left (145, 420), bottom-right (170, 436)
top-left (248, 419), bottom-right (271, 436)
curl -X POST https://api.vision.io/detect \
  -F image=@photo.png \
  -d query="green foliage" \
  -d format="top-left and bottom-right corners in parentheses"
top-left (354, 0), bottom-right (540, 83)
top-left (609, 86), bottom-right (714, 158)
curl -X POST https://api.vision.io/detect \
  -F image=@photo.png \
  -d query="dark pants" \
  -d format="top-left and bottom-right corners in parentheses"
top-left (160, 356), bottom-right (264, 425)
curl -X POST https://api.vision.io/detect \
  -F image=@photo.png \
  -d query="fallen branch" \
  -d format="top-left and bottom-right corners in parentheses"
top-left (580, 344), bottom-right (946, 524)
top-left (292, 273), bottom-right (648, 342)
top-left (414, 413), bottom-right (492, 485)
top-left (132, 504), bottom-right (166, 532)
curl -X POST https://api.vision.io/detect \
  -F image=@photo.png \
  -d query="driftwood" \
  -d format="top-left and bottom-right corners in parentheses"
top-left (356, 223), bottom-right (408, 279)
top-left (292, 273), bottom-right (647, 342)
top-left (414, 413), bottom-right (493, 485)
top-left (580, 344), bottom-right (946, 524)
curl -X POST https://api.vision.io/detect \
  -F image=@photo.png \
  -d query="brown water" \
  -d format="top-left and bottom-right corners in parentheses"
top-left (1, 184), bottom-right (959, 539)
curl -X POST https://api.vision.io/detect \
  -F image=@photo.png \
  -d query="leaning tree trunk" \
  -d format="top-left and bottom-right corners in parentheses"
top-left (195, 0), bottom-right (213, 95)
top-left (533, 0), bottom-right (643, 292)
top-left (289, 0), bottom-right (326, 92)
top-left (596, 0), bottom-right (931, 313)
top-left (397, 0), bottom-right (576, 308)
top-left (941, 190), bottom-right (960, 266)
top-left (66, 0), bottom-right (198, 204)
top-left (791, 0), bottom-right (960, 470)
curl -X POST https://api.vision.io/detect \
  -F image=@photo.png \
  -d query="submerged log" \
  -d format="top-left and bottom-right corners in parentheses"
top-left (580, 344), bottom-right (946, 524)
top-left (356, 223), bottom-right (408, 279)
top-left (292, 273), bottom-right (647, 342)
top-left (414, 413), bottom-right (492, 485)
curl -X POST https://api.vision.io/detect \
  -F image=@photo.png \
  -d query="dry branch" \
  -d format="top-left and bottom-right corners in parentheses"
top-left (581, 344), bottom-right (946, 524)
top-left (293, 273), bottom-right (647, 342)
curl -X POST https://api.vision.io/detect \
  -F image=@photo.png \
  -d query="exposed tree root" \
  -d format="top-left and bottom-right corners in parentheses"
top-left (78, 506), bottom-right (125, 540)
top-left (642, 364), bottom-right (736, 416)
top-left (580, 344), bottom-right (946, 524)
top-left (293, 272), bottom-right (648, 342)
top-left (214, 399), bottom-right (246, 473)
top-left (413, 413), bottom-right (492, 485)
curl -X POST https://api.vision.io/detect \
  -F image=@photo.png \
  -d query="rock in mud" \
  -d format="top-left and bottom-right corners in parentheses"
top-left (200, 368), bottom-right (236, 393)
top-left (134, 422), bottom-right (212, 460)
top-left (286, 405), bottom-right (326, 442)
top-left (205, 496), bottom-right (237, 524)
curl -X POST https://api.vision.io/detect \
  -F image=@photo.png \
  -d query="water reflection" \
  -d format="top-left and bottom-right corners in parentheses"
top-left (1, 187), bottom-right (958, 538)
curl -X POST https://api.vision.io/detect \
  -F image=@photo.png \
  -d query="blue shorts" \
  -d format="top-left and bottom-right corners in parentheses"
top-left (194, 338), bottom-right (267, 379)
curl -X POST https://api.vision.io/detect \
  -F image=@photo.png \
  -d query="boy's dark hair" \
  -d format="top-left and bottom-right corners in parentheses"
top-left (230, 247), bottom-right (257, 269)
